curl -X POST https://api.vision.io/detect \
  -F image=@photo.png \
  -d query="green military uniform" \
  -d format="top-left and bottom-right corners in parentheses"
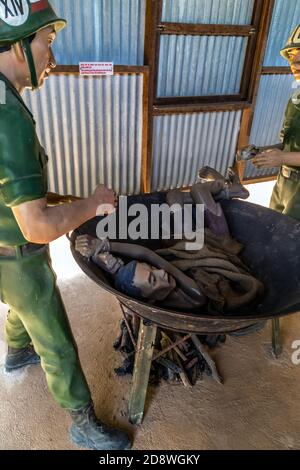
top-left (270, 24), bottom-right (300, 220)
top-left (0, 2), bottom-right (132, 451)
top-left (0, 74), bottom-right (91, 409)
top-left (270, 93), bottom-right (300, 219)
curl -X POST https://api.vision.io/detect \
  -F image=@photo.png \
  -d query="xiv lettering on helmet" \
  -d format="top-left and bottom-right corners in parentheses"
top-left (0, 0), bottom-right (29, 26)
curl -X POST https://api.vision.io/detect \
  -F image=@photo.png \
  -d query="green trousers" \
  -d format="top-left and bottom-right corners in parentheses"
top-left (270, 172), bottom-right (300, 220)
top-left (0, 246), bottom-right (91, 410)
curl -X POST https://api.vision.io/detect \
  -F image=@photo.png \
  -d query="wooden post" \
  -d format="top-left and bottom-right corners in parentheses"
top-left (128, 320), bottom-right (157, 425)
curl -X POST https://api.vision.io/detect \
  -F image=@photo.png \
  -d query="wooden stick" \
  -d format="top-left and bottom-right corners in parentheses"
top-left (153, 334), bottom-right (192, 361)
top-left (191, 335), bottom-right (223, 385)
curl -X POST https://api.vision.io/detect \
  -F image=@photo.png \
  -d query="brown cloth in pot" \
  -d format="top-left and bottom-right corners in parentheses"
top-left (156, 234), bottom-right (264, 314)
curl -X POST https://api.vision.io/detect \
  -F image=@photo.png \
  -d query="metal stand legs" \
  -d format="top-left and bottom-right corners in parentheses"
top-left (272, 318), bottom-right (282, 358)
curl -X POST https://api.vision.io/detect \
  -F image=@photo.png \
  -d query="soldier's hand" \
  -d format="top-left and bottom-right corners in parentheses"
top-left (91, 185), bottom-right (118, 215)
top-left (252, 149), bottom-right (286, 169)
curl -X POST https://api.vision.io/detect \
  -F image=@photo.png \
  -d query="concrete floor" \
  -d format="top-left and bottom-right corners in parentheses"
top-left (1, 181), bottom-right (300, 450)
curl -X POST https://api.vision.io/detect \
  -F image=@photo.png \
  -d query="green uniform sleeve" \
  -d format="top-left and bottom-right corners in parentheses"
top-left (0, 108), bottom-right (47, 208)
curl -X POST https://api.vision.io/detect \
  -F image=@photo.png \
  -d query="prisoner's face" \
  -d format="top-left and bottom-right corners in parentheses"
top-left (133, 262), bottom-right (176, 301)
top-left (288, 48), bottom-right (300, 80)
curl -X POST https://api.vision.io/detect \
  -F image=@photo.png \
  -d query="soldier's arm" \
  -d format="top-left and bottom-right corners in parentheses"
top-left (46, 192), bottom-right (82, 206)
top-left (12, 185), bottom-right (117, 244)
top-left (252, 149), bottom-right (300, 169)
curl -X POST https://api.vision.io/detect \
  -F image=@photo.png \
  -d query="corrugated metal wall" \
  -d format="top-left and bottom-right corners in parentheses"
top-left (154, 0), bottom-right (253, 190)
top-left (151, 111), bottom-right (242, 191)
top-left (24, 74), bottom-right (143, 197)
top-left (250, 75), bottom-right (294, 146)
top-left (264, 0), bottom-right (300, 67)
top-left (245, 74), bottom-right (294, 179)
top-left (22, 0), bottom-right (297, 194)
top-left (51, 0), bottom-right (146, 65)
top-left (158, 35), bottom-right (248, 97)
top-left (246, 0), bottom-right (298, 179)
top-left (22, 0), bottom-right (146, 197)
top-left (161, 0), bottom-right (255, 25)
top-left (158, 0), bottom-right (252, 98)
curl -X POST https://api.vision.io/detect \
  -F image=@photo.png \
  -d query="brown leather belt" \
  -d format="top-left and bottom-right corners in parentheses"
top-left (0, 243), bottom-right (46, 258)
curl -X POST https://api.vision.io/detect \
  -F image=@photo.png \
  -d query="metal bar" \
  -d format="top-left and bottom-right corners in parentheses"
top-left (272, 318), bottom-right (282, 359)
top-left (159, 23), bottom-right (254, 37)
top-left (153, 334), bottom-right (191, 361)
top-left (129, 320), bottom-right (157, 425)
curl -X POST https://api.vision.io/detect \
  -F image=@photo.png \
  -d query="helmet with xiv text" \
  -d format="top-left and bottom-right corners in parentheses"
top-left (281, 24), bottom-right (300, 61)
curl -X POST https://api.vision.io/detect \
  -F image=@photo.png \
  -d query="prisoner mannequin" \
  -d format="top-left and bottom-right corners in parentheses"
top-left (0, 0), bottom-right (130, 451)
top-left (75, 236), bottom-right (205, 310)
top-left (75, 176), bottom-right (263, 312)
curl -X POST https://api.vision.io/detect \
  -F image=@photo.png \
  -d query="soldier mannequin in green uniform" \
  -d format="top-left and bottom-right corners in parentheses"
top-left (253, 24), bottom-right (300, 220)
top-left (0, 0), bottom-right (130, 451)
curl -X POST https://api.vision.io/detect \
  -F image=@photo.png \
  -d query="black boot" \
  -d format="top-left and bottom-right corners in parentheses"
top-left (5, 345), bottom-right (40, 372)
top-left (69, 402), bottom-right (131, 450)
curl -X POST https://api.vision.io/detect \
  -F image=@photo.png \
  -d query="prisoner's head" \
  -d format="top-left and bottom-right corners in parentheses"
top-left (115, 261), bottom-right (176, 302)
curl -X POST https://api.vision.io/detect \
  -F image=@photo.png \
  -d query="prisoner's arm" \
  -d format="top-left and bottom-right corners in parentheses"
top-left (12, 185), bottom-right (117, 244)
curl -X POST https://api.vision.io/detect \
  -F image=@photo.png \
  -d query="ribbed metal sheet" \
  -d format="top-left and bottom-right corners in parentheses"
top-left (245, 74), bottom-right (294, 179)
top-left (244, 161), bottom-right (279, 180)
top-left (151, 111), bottom-right (242, 191)
top-left (24, 74), bottom-right (143, 197)
top-left (157, 35), bottom-right (248, 97)
top-left (162, 0), bottom-right (255, 24)
top-left (264, 0), bottom-right (300, 67)
top-left (51, 0), bottom-right (146, 65)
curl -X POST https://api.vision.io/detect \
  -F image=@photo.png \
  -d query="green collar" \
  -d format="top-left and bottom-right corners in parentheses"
top-left (0, 72), bottom-right (34, 121)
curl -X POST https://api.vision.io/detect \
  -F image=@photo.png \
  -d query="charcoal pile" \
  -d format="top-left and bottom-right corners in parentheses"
top-left (113, 316), bottom-right (225, 387)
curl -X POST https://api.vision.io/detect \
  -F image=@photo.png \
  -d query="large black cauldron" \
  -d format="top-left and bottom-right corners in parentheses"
top-left (70, 193), bottom-right (300, 335)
